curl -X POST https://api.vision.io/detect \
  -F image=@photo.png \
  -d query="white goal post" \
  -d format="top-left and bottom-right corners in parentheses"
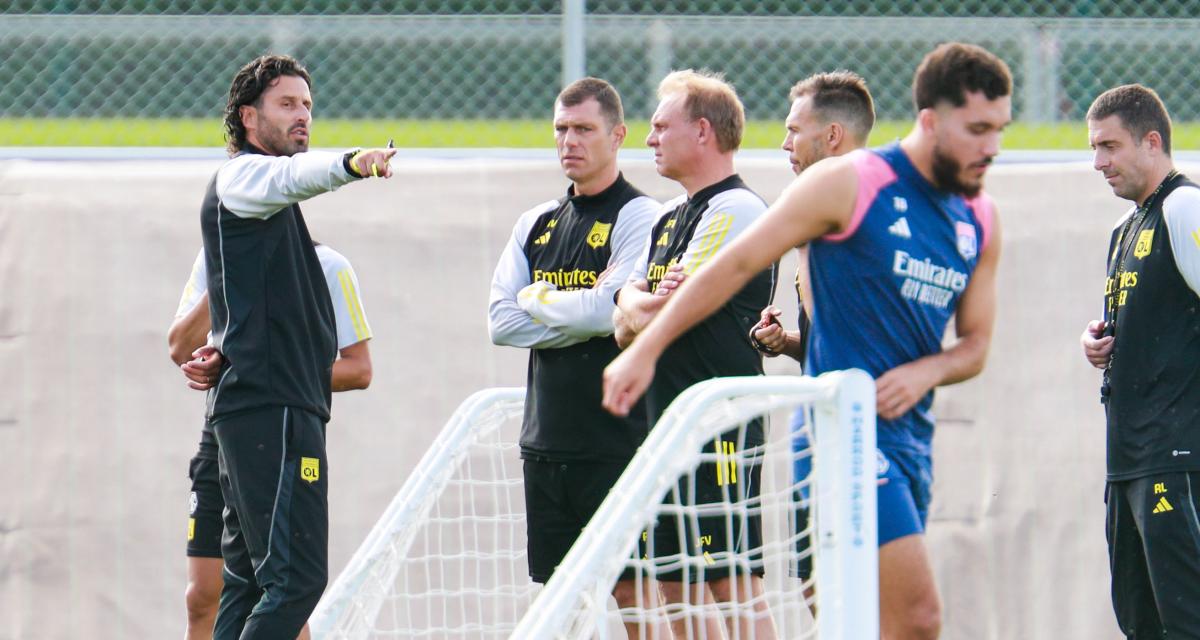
top-left (310, 387), bottom-right (530, 639)
top-left (511, 370), bottom-right (878, 639)
top-left (311, 370), bottom-right (877, 639)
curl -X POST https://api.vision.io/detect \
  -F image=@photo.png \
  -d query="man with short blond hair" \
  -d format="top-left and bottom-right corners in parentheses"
top-left (614, 68), bottom-right (778, 639)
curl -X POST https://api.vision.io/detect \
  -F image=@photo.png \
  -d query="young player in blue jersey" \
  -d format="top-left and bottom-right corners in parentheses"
top-left (605, 43), bottom-right (1011, 640)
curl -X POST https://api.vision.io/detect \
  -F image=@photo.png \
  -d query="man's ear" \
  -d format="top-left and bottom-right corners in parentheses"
top-left (1143, 129), bottom-right (1165, 155)
top-left (695, 117), bottom-right (713, 146)
top-left (240, 104), bottom-right (257, 132)
top-left (917, 107), bottom-right (937, 135)
top-left (611, 122), bottom-right (628, 150)
top-left (826, 122), bottom-right (846, 152)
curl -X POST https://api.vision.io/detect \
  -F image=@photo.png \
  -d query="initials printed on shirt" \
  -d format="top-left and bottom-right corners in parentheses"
top-left (301, 457), bottom-right (320, 483)
top-left (656, 217), bottom-right (678, 246)
top-left (586, 221), bottom-right (611, 249)
top-left (1133, 230), bottom-right (1154, 259)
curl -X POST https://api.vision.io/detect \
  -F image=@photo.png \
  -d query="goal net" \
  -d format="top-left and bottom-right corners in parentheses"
top-left (309, 387), bottom-right (534, 639)
top-left (311, 370), bottom-right (876, 639)
top-left (511, 370), bottom-right (878, 639)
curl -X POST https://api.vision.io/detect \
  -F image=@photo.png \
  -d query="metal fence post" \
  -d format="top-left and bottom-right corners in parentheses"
top-left (562, 0), bottom-right (586, 87)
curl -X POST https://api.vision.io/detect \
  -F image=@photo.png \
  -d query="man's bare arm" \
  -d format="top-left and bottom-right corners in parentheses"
top-left (875, 209), bottom-right (1002, 419)
top-left (612, 264), bottom-right (688, 348)
top-left (331, 340), bottom-right (372, 391)
top-left (167, 291), bottom-right (212, 366)
top-left (602, 155), bottom-right (858, 416)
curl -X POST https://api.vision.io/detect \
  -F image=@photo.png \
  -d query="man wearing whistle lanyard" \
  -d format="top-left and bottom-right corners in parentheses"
top-left (1081, 84), bottom-right (1200, 638)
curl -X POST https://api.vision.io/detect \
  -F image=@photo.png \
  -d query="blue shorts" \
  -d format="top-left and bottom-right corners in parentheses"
top-left (874, 446), bottom-right (931, 545)
top-left (792, 409), bottom-right (931, 552)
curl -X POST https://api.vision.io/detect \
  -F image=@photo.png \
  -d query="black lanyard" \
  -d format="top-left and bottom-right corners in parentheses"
top-left (1101, 170), bottom-right (1178, 401)
top-left (1106, 170), bottom-right (1178, 327)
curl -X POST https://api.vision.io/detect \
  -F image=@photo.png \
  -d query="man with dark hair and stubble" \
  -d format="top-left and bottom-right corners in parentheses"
top-left (605, 43), bottom-right (1011, 639)
top-left (752, 70), bottom-right (876, 363)
top-left (747, 71), bottom-right (875, 601)
top-left (177, 54), bottom-right (395, 639)
top-left (1081, 84), bottom-right (1200, 639)
top-left (487, 77), bottom-right (662, 638)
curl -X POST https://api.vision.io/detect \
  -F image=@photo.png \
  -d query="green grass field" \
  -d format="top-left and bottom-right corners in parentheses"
top-left (6, 117), bottom-right (1200, 150)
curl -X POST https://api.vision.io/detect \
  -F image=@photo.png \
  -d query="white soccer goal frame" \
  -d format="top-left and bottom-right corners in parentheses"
top-left (510, 369), bottom-right (878, 639)
top-left (309, 387), bottom-right (527, 639)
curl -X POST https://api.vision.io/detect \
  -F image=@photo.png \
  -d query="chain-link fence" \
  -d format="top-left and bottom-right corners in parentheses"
top-left (3, 1), bottom-right (1200, 148)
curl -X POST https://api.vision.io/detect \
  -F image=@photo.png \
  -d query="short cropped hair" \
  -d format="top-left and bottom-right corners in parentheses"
top-left (1087, 84), bottom-right (1173, 156)
top-left (912, 42), bottom-right (1012, 112)
top-left (224, 54), bottom-right (311, 155)
top-left (657, 69), bottom-right (745, 153)
top-left (556, 77), bottom-right (624, 129)
top-left (789, 71), bottom-right (876, 143)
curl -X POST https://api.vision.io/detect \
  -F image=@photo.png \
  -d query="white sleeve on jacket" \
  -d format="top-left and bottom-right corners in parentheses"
top-left (215, 150), bottom-right (359, 220)
top-left (488, 200), bottom-right (583, 349)
top-left (316, 245), bottom-right (373, 350)
top-left (517, 196), bottom-right (659, 338)
top-left (677, 189), bottom-right (767, 276)
top-left (624, 198), bottom-right (680, 286)
top-left (1163, 186), bottom-right (1200, 297)
top-left (174, 248), bottom-right (207, 318)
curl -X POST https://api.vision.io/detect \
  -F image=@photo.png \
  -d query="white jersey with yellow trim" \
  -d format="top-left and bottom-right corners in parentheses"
top-left (176, 244), bottom-right (372, 351)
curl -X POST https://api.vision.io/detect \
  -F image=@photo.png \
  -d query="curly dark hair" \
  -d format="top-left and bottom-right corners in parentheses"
top-left (223, 55), bottom-right (312, 156)
top-left (912, 42), bottom-right (1011, 112)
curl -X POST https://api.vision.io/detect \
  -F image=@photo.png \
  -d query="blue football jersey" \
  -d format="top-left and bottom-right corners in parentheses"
top-left (806, 143), bottom-right (994, 455)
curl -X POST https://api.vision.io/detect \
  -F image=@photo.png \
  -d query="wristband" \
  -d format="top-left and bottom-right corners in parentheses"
top-left (343, 148), bottom-right (365, 178)
top-left (749, 328), bottom-right (779, 355)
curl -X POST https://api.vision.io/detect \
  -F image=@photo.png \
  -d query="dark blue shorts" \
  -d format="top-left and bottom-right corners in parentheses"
top-left (791, 411), bottom-right (931, 578)
top-left (874, 446), bottom-right (932, 545)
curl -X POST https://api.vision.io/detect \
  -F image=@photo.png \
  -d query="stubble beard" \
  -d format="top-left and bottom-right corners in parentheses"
top-left (258, 122), bottom-right (307, 157)
top-left (931, 142), bottom-right (982, 198)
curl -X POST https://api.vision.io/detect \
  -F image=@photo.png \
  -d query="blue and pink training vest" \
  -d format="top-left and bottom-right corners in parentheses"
top-left (806, 142), bottom-right (995, 456)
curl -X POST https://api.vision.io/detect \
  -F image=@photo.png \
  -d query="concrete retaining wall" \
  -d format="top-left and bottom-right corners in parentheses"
top-left (0, 154), bottom-right (1143, 639)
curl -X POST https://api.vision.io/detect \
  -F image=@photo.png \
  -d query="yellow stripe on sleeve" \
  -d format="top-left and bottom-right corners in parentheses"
top-left (685, 213), bottom-right (734, 275)
top-left (337, 270), bottom-right (370, 341)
